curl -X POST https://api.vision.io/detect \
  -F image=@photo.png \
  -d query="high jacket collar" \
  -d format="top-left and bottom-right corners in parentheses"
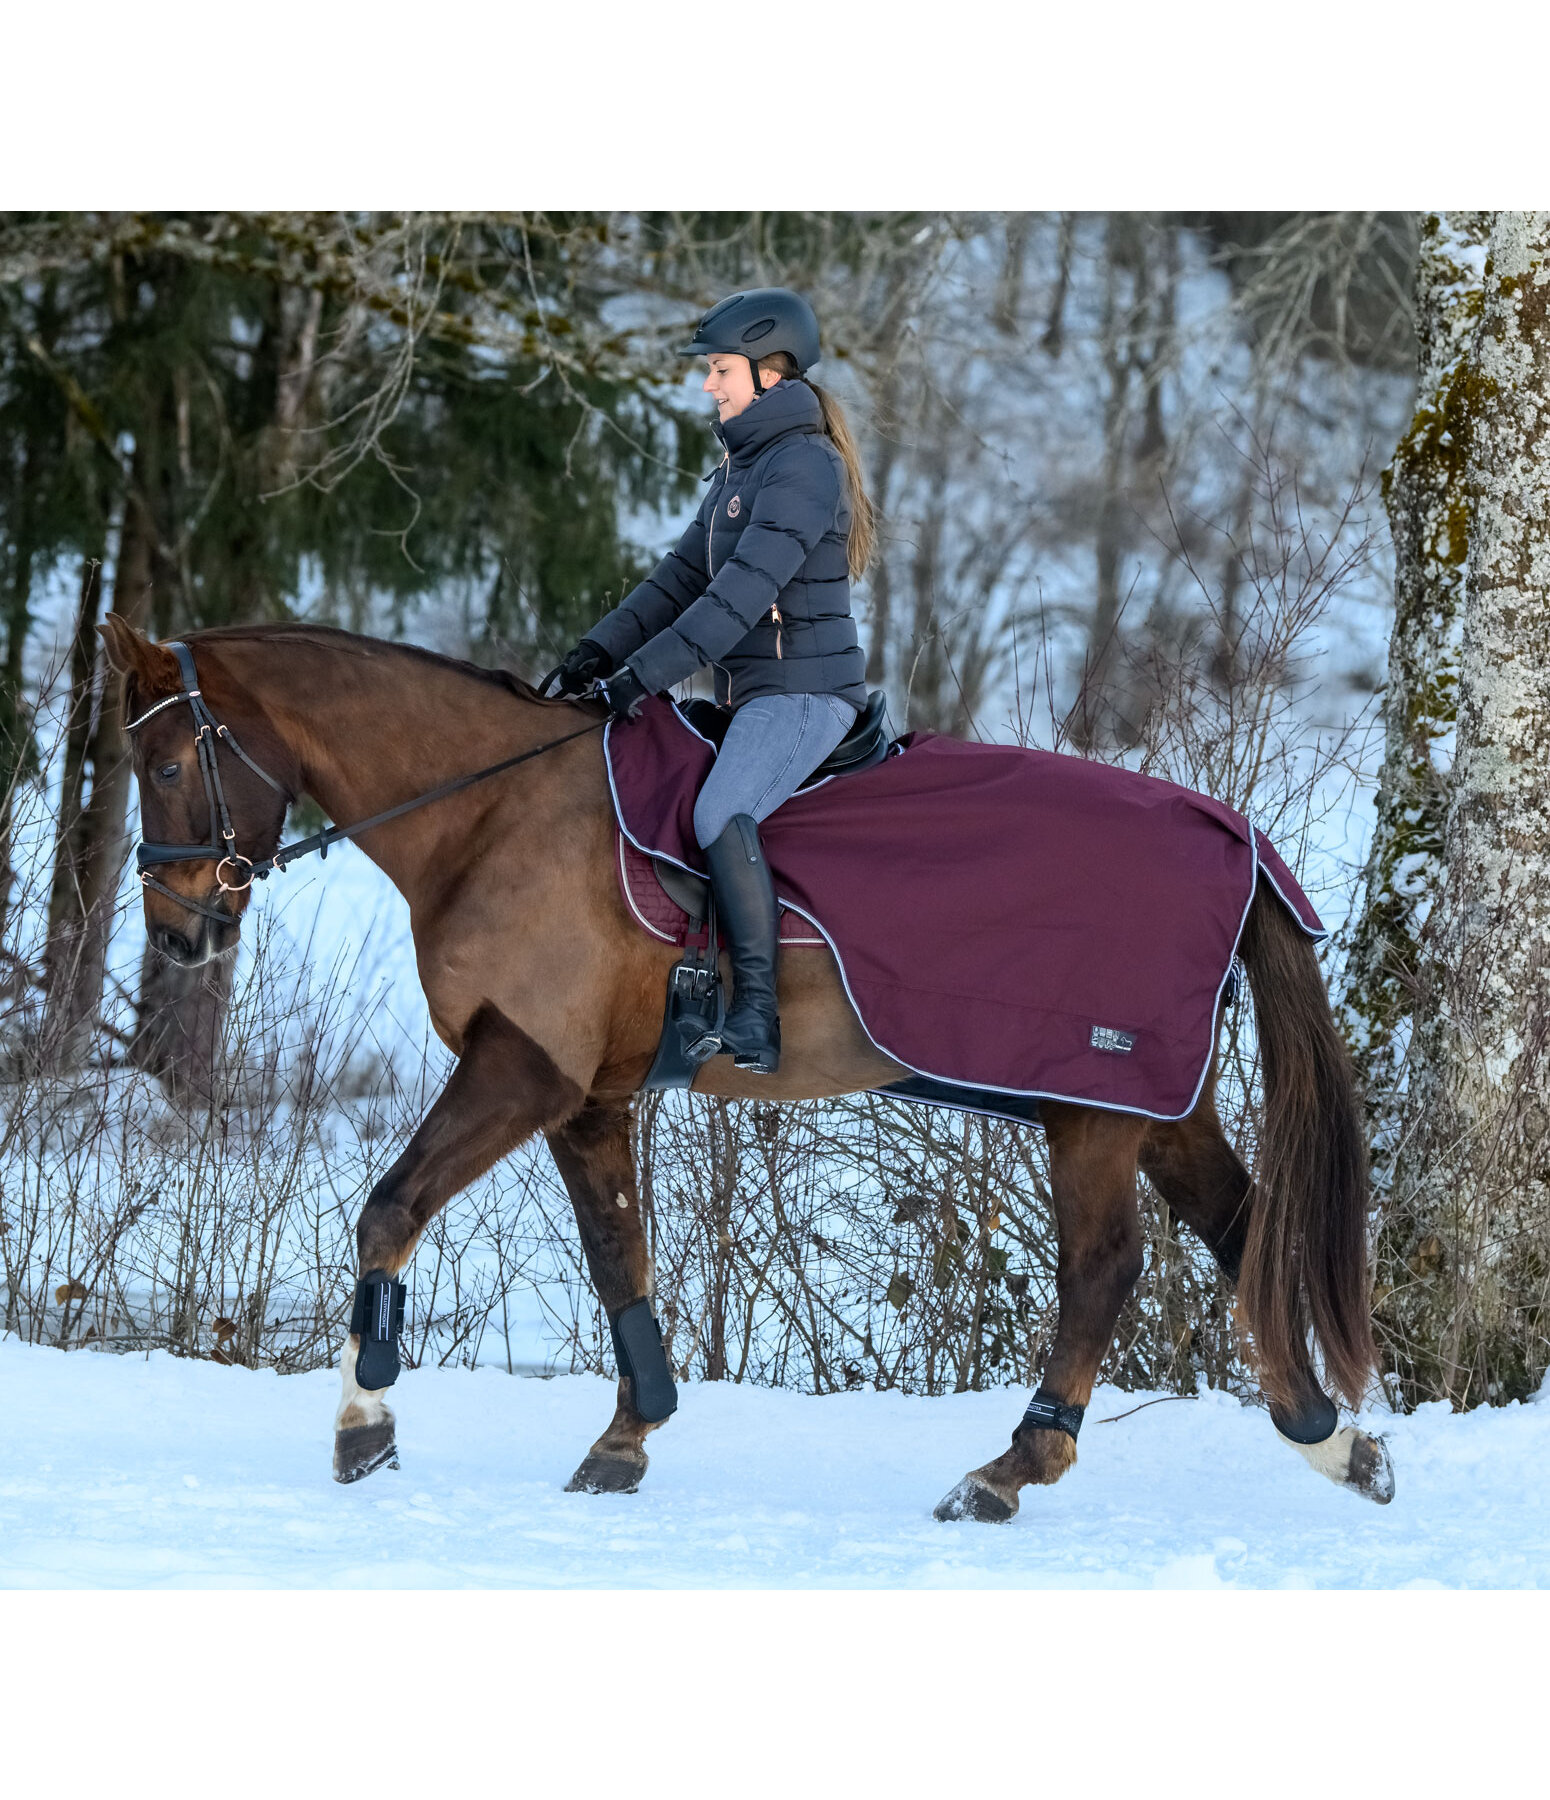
top-left (713, 377), bottom-right (823, 465)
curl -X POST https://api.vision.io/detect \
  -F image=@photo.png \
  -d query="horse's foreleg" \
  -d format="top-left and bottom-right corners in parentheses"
top-left (1139, 1102), bottom-right (1393, 1504)
top-left (544, 1097), bottom-right (670, 1496)
top-left (936, 1107), bottom-right (1147, 1523)
top-left (333, 1002), bottom-right (585, 1483)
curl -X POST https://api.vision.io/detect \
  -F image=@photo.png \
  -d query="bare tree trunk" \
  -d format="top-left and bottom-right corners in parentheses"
top-left (862, 371), bottom-right (901, 694)
top-left (1071, 216), bottom-right (1140, 749)
top-left (1042, 212), bottom-right (1074, 357)
top-left (45, 552), bottom-right (107, 928)
top-left (1211, 450), bottom-right (1257, 692)
top-left (1134, 225), bottom-right (1175, 469)
top-left (268, 285), bottom-right (324, 484)
top-left (856, 249), bottom-right (927, 702)
top-left (1110, 225), bottom-right (1178, 739)
top-left (993, 213), bottom-right (1032, 335)
top-left (1387, 212), bottom-right (1550, 1409)
top-left (1341, 213), bottom-right (1492, 1150)
top-left (2, 279), bottom-right (70, 952)
top-left (41, 478), bottom-right (153, 1063)
top-left (0, 437), bottom-right (39, 950)
top-left (904, 414), bottom-right (951, 731)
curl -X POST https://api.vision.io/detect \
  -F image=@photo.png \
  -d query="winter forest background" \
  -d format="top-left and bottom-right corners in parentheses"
top-left (1, 209), bottom-right (1544, 1418)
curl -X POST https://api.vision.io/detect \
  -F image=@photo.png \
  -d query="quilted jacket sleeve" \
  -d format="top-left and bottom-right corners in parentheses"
top-left (625, 441), bottom-right (841, 694)
top-left (582, 504), bottom-right (710, 666)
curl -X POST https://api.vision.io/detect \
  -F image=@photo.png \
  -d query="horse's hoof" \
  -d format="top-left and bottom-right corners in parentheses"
top-left (1278, 1423), bottom-right (1395, 1504)
top-left (565, 1452), bottom-right (647, 1495)
top-left (933, 1474), bottom-right (1018, 1523)
top-left (1347, 1431), bottom-right (1396, 1505)
top-left (333, 1422), bottom-right (400, 1484)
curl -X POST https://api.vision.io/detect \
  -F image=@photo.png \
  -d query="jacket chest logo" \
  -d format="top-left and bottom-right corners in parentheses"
top-left (726, 494), bottom-right (742, 518)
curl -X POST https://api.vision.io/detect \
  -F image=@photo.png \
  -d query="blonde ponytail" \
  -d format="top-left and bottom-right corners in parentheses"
top-left (759, 353), bottom-right (876, 579)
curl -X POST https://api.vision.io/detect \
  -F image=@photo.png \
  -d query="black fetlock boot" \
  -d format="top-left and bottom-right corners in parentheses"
top-left (703, 813), bottom-right (781, 1074)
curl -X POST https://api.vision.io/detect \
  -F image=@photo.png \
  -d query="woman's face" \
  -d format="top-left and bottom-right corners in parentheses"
top-left (703, 353), bottom-right (779, 421)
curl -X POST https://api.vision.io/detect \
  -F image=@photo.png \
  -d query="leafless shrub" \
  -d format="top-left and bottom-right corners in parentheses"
top-left (0, 887), bottom-right (554, 1373)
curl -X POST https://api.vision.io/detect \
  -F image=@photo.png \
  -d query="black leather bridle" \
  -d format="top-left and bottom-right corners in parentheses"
top-left (126, 641), bottom-right (292, 925)
top-left (125, 640), bottom-right (607, 930)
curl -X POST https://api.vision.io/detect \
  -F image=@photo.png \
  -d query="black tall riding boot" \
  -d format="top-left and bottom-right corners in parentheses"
top-left (703, 813), bottom-right (781, 1074)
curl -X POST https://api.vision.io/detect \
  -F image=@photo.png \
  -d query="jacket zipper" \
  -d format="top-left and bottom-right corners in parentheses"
top-left (709, 447), bottom-right (781, 664)
top-left (707, 450), bottom-right (730, 575)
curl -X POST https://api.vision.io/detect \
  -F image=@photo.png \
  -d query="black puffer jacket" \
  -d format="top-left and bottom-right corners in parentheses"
top-left (584, 379), bottom-right (867, 710)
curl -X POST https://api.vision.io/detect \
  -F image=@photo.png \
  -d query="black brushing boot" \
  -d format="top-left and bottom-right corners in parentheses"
top-left (703, 813), bottom-right (782, 1074)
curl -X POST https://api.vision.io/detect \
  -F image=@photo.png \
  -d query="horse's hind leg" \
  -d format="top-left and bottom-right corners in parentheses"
top-left (936, 1106), bottom-right (1147, 1523)
top-left (544, 1097), bottom-right (671, 1496)
top-left (334, 1003), bottom-right (585, 1482)
top-left (1139, 1099), bottom-right (1393, 1502)
top-left (1138, 1094), bottom-right (1253, 1283)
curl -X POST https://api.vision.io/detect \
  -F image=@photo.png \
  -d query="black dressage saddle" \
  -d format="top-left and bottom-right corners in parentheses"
top-left (652, 691), bottom-right (892, 922)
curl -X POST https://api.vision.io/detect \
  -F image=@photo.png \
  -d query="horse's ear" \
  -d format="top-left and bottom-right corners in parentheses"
top-left (97, 614), bottom-right (180, 691)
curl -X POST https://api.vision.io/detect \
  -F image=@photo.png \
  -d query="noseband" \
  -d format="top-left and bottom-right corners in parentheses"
top-left (126, 642), bottom-right (293, 926)
top-left (126, 640), bottom-right (608, 932)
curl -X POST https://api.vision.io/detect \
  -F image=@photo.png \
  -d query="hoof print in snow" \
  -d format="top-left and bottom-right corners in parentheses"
top-left (933, 1475), bottom-right (1017, 1523)
top-left (565, 1453), bottom-right (646, 1495)
top-left (1348, 1432), bottom-right (1395, 1505)
top-left (333, 1423), bottom-right (400, 1484)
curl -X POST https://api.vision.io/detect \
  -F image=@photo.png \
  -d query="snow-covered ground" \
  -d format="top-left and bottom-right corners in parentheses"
top-left (2, 1336), bottom-right (1543, 1589)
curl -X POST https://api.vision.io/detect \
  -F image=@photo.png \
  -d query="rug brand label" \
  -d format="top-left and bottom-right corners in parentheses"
top-left (1090, 1025), bottom-right (1136, 1054)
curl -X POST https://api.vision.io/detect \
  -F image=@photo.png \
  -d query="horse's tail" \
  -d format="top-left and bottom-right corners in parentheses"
top-left (1236, 884), bottom-right (1375, 1412)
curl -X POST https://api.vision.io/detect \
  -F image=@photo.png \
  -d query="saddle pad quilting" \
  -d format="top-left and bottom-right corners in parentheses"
top-left (615, 832), bottom-right (824, 949)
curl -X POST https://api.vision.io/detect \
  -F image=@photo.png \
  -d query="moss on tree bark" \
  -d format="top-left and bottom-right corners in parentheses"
top-left (1382, 212), bottom-right (1550, 1407)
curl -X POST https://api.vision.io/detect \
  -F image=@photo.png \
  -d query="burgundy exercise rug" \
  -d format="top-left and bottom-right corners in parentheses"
top-left (604, 698), bottom-right (1323, 1121)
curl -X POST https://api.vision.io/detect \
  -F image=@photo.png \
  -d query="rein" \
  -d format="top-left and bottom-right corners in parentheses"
top-left (127, 640), bottom-right (607, 926)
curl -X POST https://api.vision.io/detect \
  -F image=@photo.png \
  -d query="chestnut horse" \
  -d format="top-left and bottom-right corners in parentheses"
top-left (99, 617), bottom-right (1393, 1517)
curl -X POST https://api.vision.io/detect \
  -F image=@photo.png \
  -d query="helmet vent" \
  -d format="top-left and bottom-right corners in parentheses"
top-left (678, 288), bottom-right (821, 373)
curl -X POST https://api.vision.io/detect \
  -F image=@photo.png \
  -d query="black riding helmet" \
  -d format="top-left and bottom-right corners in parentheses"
top-left (679, 288), bottom-right (821, 397)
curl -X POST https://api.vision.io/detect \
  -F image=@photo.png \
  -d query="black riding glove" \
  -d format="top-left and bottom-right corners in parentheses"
top-left (542, 637), bottom-right (614, 698)
top-left (600, 666), bottom-right (650, 722)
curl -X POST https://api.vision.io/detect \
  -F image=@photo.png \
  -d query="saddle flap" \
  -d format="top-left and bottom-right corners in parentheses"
top-left (653, 857), bottom-right (710, 922)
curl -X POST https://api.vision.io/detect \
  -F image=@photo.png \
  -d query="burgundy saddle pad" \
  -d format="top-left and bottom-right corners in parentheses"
top-left (605, 698), bottom-right (1322, 1121)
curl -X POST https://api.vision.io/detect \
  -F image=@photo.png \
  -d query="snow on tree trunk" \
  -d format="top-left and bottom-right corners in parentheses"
top-left (1386, 212), bottom-right (1550, 1408)
top-left (1340, 212), bottom-right (1491, 1157)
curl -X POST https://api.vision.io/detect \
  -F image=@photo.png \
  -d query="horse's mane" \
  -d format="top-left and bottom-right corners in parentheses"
top-left (187, 622), bottom-right (562, 705)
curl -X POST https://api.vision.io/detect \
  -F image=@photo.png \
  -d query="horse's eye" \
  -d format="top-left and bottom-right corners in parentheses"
top-left (156, 762), bottom-right (180, 783)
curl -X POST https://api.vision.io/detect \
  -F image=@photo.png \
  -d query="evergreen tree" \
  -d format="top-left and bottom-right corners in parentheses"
top-left (0, 212), bottom-right (708, 1082)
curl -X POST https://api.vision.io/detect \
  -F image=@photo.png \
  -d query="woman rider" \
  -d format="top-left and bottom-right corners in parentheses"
top-left (548, 288), bottom-right (874, 1076)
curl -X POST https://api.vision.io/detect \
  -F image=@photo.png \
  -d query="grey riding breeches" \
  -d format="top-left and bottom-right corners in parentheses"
top-left (692, 691), bottom-right (859, 849)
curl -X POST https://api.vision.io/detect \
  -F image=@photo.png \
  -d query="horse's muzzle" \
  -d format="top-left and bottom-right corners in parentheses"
top-left (151, 909), bottom-right (239, 968)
